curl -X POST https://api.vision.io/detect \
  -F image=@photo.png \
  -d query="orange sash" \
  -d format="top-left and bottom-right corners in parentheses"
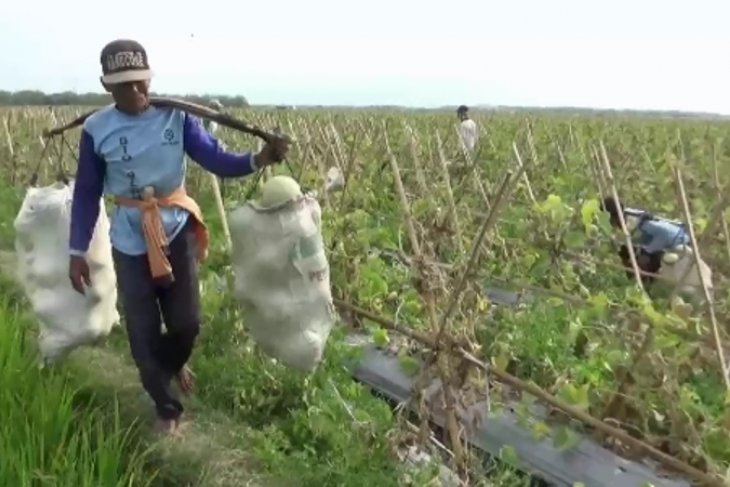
top-left (115, 186), bottom-right (208, 280)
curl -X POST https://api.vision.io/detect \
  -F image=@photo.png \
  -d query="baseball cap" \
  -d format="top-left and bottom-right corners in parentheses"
top-left (100, 39), bottom-right (153, 85)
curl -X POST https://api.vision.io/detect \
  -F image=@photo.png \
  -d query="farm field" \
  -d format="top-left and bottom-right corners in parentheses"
top-left (1, 105), bottom-right (729, 486)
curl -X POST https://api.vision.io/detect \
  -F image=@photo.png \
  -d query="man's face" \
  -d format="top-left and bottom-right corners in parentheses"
top-left (103, 79), bottom-right (151, 114)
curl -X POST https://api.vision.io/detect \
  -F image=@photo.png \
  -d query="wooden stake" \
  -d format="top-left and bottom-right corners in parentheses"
top-left (672, 165), bottom-right (730, 391)
top-left (598, 141), bottom-right (647, 294)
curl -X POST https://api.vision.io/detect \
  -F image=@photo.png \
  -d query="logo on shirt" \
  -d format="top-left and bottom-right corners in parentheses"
top-left (120, 136), bottom-right (132, 162)
top-left (162, 128), bottom-right (180, 146)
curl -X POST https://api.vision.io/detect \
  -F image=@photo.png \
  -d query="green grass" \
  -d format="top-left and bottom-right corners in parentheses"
top-left (0, 275), bottom-right (158, 487)
top-left (0, 177), bottom-right (442, 486)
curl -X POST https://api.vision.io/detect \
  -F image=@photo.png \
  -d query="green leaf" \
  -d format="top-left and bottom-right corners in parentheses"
top-left (398, 355), bottom-right (420, 377)
top-left (654, 332), bottom-right (680, 351)
top-left (372, 328), bottom-right (390, 348)
top-left (531, 421), bottom-right (551, 441)
top-left (568, 318), bottom-right (583, 342)
top-left (411, 199), bottom-right (432, 219)
top-left (515, 402), bottom-right (530, 427)
top-left (564, 231), bottom-right (586, 249)
top-left (580, 198), bottom-right (600, 228)
top-left (574, 384), bottom-right (591, 410)
top-left (588, 292), bottom-right (609, 313)
top-left (641, 302), bottom-right (665, 327)
top-left (596, 211), bottom-right (613, 235)
top-left (493, 352), bottom-right (510, 372)
top-left (553, 425), bottom-right (580, 451)
top-left (543, 194), bottom-right (563, 212)
top-left (365, 274), bottom-right (388, 298)
top-left (606, 349), bottom-right (627, 366)
top-left (695, 217), bottom-right (707, 233)
top-left (499, 445), bottom-right (519, 465)
top-left (559, 383), bottom-right (590, 411)
top-left (530, 255), bottom-right (552, 277)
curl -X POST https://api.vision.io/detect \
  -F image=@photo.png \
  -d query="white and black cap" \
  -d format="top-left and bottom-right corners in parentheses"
top-left (100, 39), bottom-right (154, 84)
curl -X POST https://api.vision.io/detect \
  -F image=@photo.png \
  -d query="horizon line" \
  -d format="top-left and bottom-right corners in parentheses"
top-left (1, 88), bottom-right (728, 117)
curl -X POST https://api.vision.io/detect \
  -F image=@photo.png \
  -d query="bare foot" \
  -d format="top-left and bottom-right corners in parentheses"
top-left (176, 365), bottom-right (195, 395)
top-left (154, 417), bottom-right (178, 435)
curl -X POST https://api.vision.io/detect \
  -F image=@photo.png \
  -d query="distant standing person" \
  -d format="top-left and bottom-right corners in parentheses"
top-left (457, 105), bottom-right (478, 154)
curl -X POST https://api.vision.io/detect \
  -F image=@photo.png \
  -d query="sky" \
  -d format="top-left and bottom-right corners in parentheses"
top-left (1, 0), bottom-right (730, 113)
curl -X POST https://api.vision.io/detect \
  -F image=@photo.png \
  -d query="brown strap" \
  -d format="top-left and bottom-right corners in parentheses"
top-left (116, 186), bottom-right (208, 280)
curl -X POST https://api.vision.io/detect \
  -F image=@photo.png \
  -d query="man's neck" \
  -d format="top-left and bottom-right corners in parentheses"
top-left (114, 103), bottom-right (150, 116)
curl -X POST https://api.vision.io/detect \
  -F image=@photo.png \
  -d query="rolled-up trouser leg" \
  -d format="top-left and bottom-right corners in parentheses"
top-left (618, 245), bottom-right (633, 279)
top-left (619, 245), bottom-right (663, 285)
top-left (157, 220), bottom-right (202, 376)
top-left (113, 247), bottom-right (183, 421)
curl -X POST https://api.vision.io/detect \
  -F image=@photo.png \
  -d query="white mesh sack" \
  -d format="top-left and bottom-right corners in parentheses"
top-left (324, 166), bottom-right (344, 193)
top-left (228, 175), bottom-right (336, 372)
top-left (13, 180), bottom-right (120, 364)
top-left (658, 244), bottom-right (713, 299)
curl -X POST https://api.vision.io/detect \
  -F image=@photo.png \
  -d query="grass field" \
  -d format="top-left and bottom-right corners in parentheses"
top-left (0, 271), bottom-right (161, 487)
top-left (1, 105), bottom-right (729, 486)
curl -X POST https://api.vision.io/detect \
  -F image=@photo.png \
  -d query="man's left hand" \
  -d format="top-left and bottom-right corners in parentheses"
top-left (255, 135), bottom-right (290, 167)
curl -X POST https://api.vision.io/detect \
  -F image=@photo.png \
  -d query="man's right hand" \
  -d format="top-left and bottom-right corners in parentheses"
top-left (69, 255), bottom-right (91, 295)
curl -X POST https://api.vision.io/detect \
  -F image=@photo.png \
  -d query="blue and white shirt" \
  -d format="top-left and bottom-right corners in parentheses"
top-left (633, 217), bottom-right (689, 254)
top-left (70, 104), bottom-right (258, 256)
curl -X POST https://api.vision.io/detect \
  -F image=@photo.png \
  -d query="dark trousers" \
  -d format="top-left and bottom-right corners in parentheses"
top-left (112, 220), bottom-right (201, 420)
top-left (618, 244), bottom-right (663, 285)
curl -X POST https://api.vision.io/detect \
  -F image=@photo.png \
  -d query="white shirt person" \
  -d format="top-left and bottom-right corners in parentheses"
top-left (457, 105), bottom-right (478, 154)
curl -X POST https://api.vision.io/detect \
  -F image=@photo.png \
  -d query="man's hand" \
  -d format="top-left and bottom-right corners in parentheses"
top-left (69, 255), bottom-right (91, 295)
top-left (255, 135), bottom-right (290, 168)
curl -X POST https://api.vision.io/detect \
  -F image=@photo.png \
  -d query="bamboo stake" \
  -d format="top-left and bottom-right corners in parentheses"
top-left (209, 173), bottom-right (231, 250)
top-left (382, 122), bottom-right (467, 468)
top-left (672, 165), bottom-right (730, 391)
top-left (598, 141), bottom-right (647, 294)
top-left (328, 121), bottom-right (347, 170)
top-left (511, 142), bottom-right (537, 205)
top-left (2, 117), bottom-right (14, 157)
top-left (403, 121), bottom-right (428, 194)
top-left (435, 131), bottom-right (465, 255)
top-left (383, 124), bottom-right (422, 260)
top-left (712, 143), bottom-right (730, 265)
top-left (669, 194), bottom-right (729, 300)
top-left (435, 171), bottom-right (516, 346)
top-left (554, 138), bottom-right (568, 171)
top-left (586, 143), bottom-right (607, 204)
top-left (526, 123), bottom-right (540, 168)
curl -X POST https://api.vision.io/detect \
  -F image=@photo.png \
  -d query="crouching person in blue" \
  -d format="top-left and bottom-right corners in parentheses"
top-left (68, 39), bottom-right (289, 434)
top-left (601, 196), bottom-right (690, 285)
